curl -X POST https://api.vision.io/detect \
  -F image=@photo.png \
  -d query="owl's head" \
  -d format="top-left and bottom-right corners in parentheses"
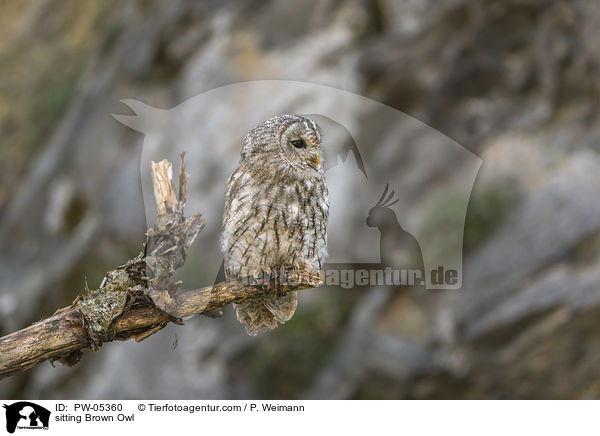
top-left (241, 115), bottom-right (323, 176)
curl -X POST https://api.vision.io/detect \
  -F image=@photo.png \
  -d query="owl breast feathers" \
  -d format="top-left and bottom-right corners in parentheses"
top-left (221, 115), bottom-right (329, 335)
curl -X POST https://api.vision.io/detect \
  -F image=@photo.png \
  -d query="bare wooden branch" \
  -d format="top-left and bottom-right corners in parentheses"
top-left (0, 155), bottom-right (322, 380)
top-left (151, 159), bottom-right (178, 214)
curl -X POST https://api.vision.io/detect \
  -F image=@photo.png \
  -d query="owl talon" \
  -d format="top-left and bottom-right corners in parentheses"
top-left (287, 263), bottom-right (301, 285)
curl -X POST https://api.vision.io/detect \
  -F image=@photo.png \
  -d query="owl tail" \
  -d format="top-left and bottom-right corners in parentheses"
top-left (234, 291), bottom-right (297, 335)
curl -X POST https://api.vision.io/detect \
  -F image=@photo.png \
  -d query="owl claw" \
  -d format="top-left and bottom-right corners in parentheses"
top-left (286, 263), bottom-right (300, 285)
top-left (311, 269), bottom-right (323, 287)
top-left (281, 262), bottom-right (322, 286)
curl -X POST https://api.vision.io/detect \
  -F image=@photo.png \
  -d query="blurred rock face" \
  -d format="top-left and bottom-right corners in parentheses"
top-left (1, 0), bottom-right (600, 399)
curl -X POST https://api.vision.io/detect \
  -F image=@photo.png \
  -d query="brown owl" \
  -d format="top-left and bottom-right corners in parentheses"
top-left (221, 115), bottom-right (329, 335)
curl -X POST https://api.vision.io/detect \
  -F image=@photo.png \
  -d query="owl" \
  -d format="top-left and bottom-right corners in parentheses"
top-left (221, 115), bottom-right (329, 335)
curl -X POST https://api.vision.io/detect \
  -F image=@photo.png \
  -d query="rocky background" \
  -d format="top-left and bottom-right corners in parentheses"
top-left (1, 0), bottom-right (600, 399)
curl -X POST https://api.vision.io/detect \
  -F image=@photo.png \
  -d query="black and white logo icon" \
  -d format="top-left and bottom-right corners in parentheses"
top-left (3, 402), bottom-right (50, 434)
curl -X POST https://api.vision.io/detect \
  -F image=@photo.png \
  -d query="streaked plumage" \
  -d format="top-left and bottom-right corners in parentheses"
top-left (221, 115), bottom-right (329, 335)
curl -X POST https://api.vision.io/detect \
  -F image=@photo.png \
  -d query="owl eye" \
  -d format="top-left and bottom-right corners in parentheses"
top-left (291, 139), bottom-right (306, 149)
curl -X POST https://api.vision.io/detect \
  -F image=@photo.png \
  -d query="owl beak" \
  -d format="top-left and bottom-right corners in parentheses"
top-left (308, 154), bottom-right (319, 169)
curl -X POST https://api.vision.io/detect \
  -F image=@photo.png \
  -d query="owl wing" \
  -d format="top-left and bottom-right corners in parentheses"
top-left (222, 167), bottom-right (242, 227)
top-left (221, 166), bottom-right (255, 280)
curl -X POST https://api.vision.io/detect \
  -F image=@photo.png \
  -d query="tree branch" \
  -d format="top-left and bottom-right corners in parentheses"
top-left (0, 154), bottom-right (322, 380)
